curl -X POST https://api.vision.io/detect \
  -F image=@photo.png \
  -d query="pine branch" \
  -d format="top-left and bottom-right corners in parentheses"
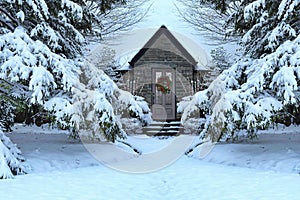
top-left (0, 7), bottom-right (19, 31)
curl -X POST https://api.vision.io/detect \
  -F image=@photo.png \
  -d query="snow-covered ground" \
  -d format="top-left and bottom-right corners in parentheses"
top-left (1, 124), bottom-right (300, 199)
top-left (194, 125), bottom-right (300, 174)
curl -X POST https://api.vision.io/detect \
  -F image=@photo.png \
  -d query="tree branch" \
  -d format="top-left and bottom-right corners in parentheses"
top-left (0, 7), bottom-right (19, 31)
top-left (174, 0), bottom-right (240, 44)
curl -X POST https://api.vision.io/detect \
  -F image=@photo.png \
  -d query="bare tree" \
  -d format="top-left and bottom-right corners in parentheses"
top-left (174, 0), bottom-right (241, 44)
top-left (86, 0), bottom-right (152, 39)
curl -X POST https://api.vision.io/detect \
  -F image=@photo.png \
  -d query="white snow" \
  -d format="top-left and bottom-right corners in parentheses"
top-left (1, 0), bottom-right (300, 199)
top-left (191, 125), bottom-right (300, 174)
top-left (2, 158), bottom-right (300, 200)
top-left (1, 124), bottom-right (300, 199)
top-left (16, 11), bottom-right (25, 22)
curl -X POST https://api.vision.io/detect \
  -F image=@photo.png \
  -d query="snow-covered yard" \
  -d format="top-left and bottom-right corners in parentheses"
top-left (1, 125), bottom-right (300, 199)
top-left (1, 0), bottom-right (299, 199)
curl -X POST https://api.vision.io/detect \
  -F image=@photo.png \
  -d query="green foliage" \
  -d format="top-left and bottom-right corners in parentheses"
top-left (98, 0), bottom-right (126, 13)
top-left (272, 103), bottom-right (300, 126)
top-left (104, 63), bottom-right (122, 83)
top-left (230, 1), bottom-right (299, 58)
top-left (98, 111), bottom-right (126, 143)
top-left (0, 0), bottom-right (126, 58)
top-left (200, 0), bottom-right (229, 13)
top-left (0, 80), bottom-right (16, 132)
top-left (0, 99), bottom-right (15, 132)
top-left (0, 79), bottom-right (60, 129)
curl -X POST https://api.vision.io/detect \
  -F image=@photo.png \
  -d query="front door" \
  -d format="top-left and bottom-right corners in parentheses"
top-left (152, 68), bottom-right (176, 120)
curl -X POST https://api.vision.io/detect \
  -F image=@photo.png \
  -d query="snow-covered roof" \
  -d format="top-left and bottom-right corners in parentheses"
top-left (169, 30), bottom-right (213, 71)
top-left (97, 27), bottom-right (213, 71)
top-left (115, 50), bottom-right (139, 71)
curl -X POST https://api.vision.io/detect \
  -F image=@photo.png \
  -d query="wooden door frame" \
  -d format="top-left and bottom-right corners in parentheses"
top-left (151, 67), bottom-right (176, 120)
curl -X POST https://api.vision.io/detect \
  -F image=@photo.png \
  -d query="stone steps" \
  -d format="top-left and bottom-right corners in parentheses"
top-left (143, 121), bottom-right (182, 136)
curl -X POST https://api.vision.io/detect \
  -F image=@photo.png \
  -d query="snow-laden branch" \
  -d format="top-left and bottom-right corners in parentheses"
top-left (0, 27), bottom-right (79, 104)
top-left (0, 131), bottom-right (29, 179)
top-left (67, 62), bottom-right (151, 142)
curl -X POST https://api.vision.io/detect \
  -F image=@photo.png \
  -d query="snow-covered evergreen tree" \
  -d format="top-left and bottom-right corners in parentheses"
top-left (0, 0), bottom-right (151, 177)
top-left (1, 0), bottom-right (98, 57)
top-left (0, 0), bottom-right (150, 138)
top-left (179, 0), bottom-right (300, 142)
top-left (228, 0), bottom-right (299, 58)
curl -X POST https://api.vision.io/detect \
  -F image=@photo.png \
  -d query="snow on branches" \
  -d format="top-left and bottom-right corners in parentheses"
top-left (0, 28), bottom-right (151, 142)
top-left (0, 131), bottom-right (29, 179)
top-left (0, 27), bottom-right (79, 105)
top-left (0, 27), bottom-right (151, 143)
top-left (179, 0), bottom-right (300, 142)
top-left (68, 62), bottom-right (151, 142)
top-left (0, 0), bottom-right (97, 57)
top-left (235, 0), bottom-right (300, 58)
top-left (0, 0), bottom-right (150, 179)
top-left (181, 35), bottom-right (300, 141)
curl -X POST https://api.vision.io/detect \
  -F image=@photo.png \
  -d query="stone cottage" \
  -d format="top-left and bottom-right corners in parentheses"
top-left (118, 25), bottom-right (217, 121)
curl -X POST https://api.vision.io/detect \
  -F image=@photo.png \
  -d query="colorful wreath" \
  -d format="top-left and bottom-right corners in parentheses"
top-left (156, 76), bottom-right (172, 94)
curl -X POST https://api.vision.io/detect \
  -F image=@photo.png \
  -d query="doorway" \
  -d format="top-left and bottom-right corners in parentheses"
top-left (152, 68), bottom-right (176, 120)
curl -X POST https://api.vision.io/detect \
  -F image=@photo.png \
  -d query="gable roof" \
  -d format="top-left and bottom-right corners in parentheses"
top-left (128, 25), bottom-right (197, 67)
